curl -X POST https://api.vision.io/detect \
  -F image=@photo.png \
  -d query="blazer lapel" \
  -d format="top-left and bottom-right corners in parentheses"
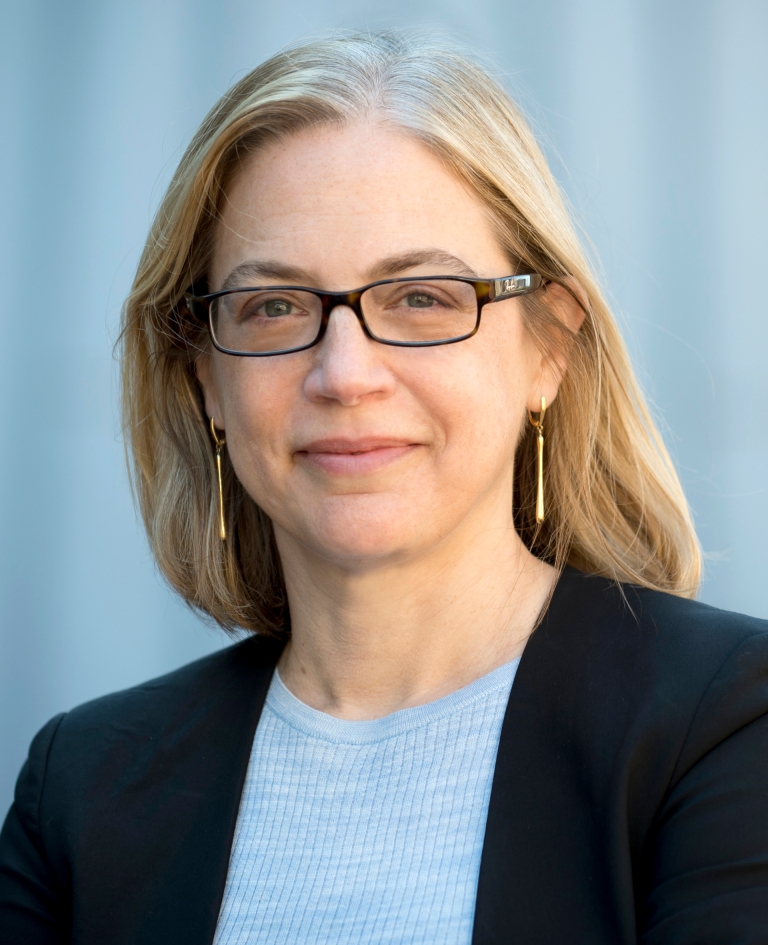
top-left (471, 569), bottom-right (632, 944)
top-left (101, 635), bottom-right (284, 945)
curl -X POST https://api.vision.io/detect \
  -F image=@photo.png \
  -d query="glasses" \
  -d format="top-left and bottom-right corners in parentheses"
top-left (184, 273), bottom-right (543, 357)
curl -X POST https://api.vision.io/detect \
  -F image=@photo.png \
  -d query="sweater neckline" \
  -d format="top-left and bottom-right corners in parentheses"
top-left (265, 656), bottom-right (521, 745)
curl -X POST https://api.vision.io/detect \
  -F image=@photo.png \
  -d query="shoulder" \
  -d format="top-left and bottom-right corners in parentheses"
top-left (51, 632), bottom-right (283, 747)
top-left (528, 567), bottom-right (768, 774)
top-left (17, 635), bottom-right (282, 826)
top-left (546, 566), bottom-right (768, 671)
top-left (485, 573), bottom-right (768, 939)
top-left (2, 635), bottom-right (284, 940)
top-left (555, 565), bottom-right (766, 634)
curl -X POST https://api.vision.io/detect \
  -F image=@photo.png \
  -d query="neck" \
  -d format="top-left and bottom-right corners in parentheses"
top-left (275, 509), bottom-right (556, 720)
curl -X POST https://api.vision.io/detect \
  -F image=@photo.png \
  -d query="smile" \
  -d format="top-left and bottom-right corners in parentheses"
top-left (295, 438), bottom-right (420, 475)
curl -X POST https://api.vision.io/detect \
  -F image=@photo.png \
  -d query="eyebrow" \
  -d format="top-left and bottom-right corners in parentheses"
top-left (219, 260), bottom-right (315, 291)
top-left (218, 249), bottom-right (479, 292)
top-left (367, 250), bottom-right (479, 280)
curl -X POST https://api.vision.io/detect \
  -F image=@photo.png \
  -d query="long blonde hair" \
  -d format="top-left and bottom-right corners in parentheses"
top-left (121, 32), bottom-right (701, 635)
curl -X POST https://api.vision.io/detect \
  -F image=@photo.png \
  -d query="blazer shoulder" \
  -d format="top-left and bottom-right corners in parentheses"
top-left (3, 637), bottom-right (283, 943)
top-left (520, 568), bottom-right (768, 802)
top-left (56, 632), bottom-right (283, 744)
top-left (553, 566), bottom-right (768, 659)
top-left (534, 568), bottom-right (768, 731)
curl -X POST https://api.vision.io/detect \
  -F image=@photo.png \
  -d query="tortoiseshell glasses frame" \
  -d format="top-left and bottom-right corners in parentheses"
top-left (184, 273), bottom-right (543, 357)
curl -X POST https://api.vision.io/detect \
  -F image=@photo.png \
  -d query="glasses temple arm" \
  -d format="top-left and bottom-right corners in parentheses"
top-left (491, 274), bottom-right (544, 300)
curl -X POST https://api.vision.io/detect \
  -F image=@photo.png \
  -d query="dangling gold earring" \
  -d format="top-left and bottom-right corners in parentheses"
top-left (528, 396), bottom-right (547, 523)
top-left (210, 418), bottom-right (227, 541)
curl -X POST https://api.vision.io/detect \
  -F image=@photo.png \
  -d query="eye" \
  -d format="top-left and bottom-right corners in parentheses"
top-left (404, 292), bottom-right (439, 309)
top-left (262, 298), bottom-right (294, 317)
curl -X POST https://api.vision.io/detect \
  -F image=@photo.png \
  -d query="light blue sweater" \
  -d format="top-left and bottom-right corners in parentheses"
top-left (213, 656), bottom-right (520, 944)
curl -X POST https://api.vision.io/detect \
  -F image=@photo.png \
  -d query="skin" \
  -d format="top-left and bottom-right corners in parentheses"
top-left (197, 121), bottom-right (584, 720)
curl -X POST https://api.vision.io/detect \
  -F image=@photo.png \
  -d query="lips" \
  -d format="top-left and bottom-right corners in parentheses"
top-left (295, 437), bottom-right (419, 475)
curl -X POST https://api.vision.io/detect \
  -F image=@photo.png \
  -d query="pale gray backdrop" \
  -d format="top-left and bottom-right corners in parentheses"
top-left (1, 0), bottom-right (767, 809)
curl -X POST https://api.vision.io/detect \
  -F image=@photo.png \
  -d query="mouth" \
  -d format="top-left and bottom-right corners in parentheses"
top-left (295, 438), bottom-right (420, 476)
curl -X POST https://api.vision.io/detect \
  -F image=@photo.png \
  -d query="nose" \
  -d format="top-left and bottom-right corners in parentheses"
top-left (303, 305), bottom-right (396, 407)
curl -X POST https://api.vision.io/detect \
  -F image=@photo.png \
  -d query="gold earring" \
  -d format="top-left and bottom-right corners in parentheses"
top-left (528, 396), bottom-right (547, 523)
top-left (210, 418), bottom-right (227, 541)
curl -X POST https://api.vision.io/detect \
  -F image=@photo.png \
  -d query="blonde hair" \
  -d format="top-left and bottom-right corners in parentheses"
top-left (121, 32), bottom-right (701, 636)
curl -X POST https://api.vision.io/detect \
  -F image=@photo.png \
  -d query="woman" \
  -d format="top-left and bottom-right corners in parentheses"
top-left (1, 32), bottom-right (767, 945)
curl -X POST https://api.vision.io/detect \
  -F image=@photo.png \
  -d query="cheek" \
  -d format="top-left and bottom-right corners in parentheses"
top-left (452, 315), bottom-right (532, 439)
top-left (214, 359), bottom-right (301, 492)
top-left (416, 343), bottom-right (527, 479)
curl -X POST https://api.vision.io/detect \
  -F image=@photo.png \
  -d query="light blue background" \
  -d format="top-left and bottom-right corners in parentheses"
top-left (2, 0), bottom-right (767, 809)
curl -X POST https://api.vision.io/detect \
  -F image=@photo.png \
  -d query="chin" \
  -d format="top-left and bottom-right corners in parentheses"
top-left (302, 493), bottom-right (428, 568)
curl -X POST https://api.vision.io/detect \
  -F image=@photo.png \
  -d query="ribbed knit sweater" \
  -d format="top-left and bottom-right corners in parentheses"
top-left (213, 657), bottom-right (520, 944)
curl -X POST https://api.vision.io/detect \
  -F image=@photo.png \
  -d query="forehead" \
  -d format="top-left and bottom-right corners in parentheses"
top-left (210, 122), bottom-right (507, 290)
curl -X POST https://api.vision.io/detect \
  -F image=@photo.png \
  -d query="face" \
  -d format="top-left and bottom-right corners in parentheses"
top-left (198, 122), bottom-right (561, 571)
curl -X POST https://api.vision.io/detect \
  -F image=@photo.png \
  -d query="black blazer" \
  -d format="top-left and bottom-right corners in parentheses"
top-left (2, 568), bottom-right (768, 944)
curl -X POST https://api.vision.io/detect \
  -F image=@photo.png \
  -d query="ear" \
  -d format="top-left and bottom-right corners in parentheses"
top-left (525, 278), bottom-right (587, 413)
top-left (195, 353), bottom-right (225, 430)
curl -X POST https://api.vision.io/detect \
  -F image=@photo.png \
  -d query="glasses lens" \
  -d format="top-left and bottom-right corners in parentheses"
top-left (361, 280), bottom-right (478, 344)
top-left (210, 289), bottom-right (322, 354)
